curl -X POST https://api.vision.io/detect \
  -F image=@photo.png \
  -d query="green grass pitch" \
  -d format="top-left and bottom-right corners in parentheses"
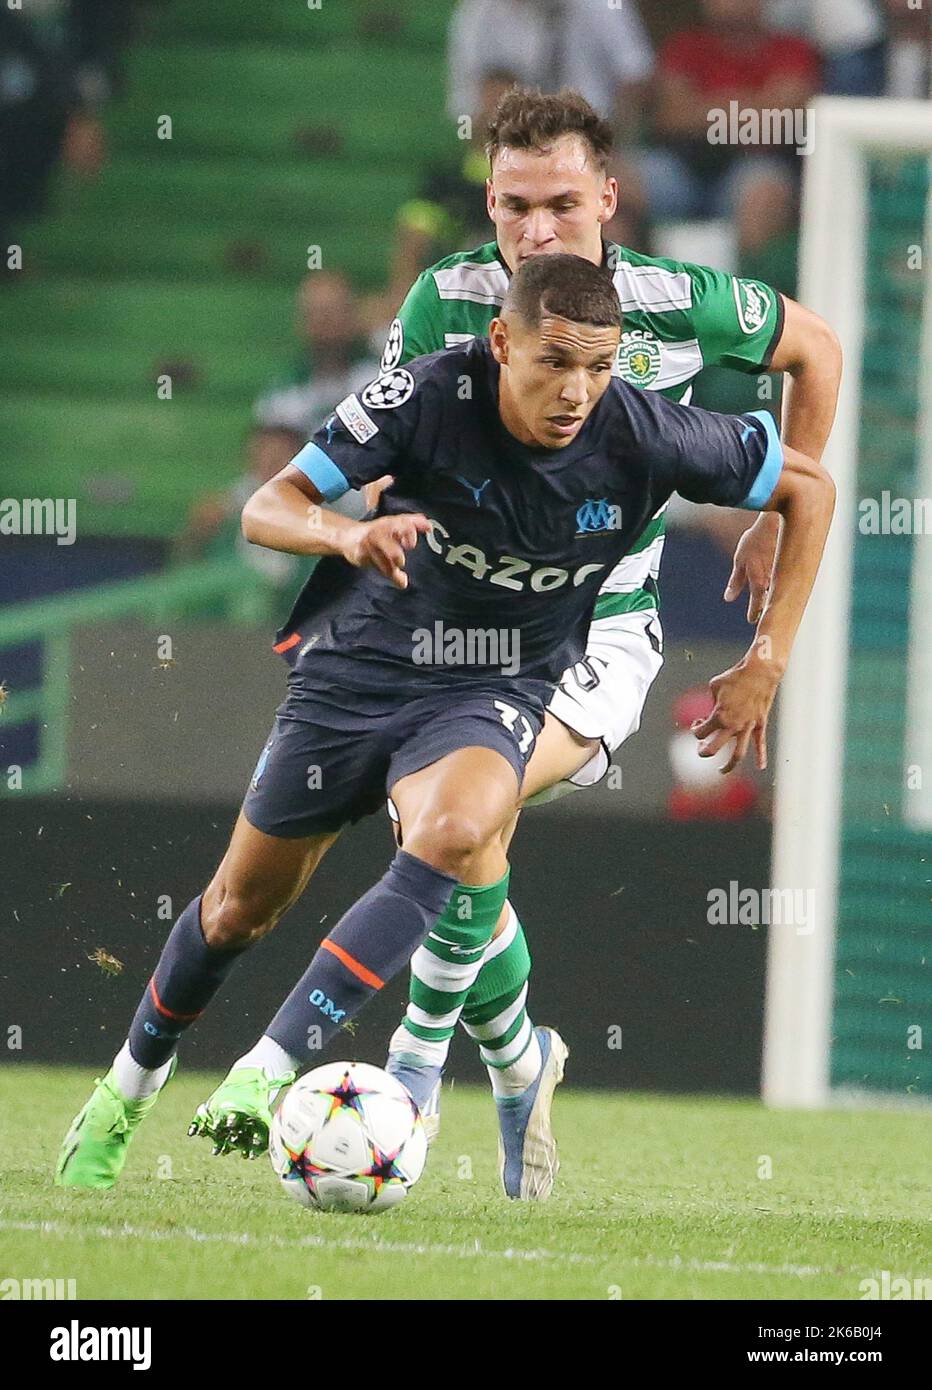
top-left (1, 1065), bottom-right (929, 1301)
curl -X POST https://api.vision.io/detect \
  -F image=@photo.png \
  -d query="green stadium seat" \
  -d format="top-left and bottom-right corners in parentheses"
top-left (4, 337), bottom-right (287, 405)
top-left (57, 156), bottom-right (417, 232)
top-left (126, 45), bottom-right (445, 120)
top-left (151, 0), bottom-right (456, 52)
top-left (105, 96), bottom-right (456, 168)
top-left (161, 0), bottom-right (359, 45)
top-left (28, 211), bottom-right (397, 289)
top-left (1, 278), bottom-right (295, 351)
top-left (4, 395), bottom-right (250, 536)
top-left (2, 0), bottom-right (456, 538)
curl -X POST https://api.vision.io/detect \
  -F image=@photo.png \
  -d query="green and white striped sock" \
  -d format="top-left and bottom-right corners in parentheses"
top-left (395, 870), bottom-right (511, 1066)
top-left (461, 906), bottom-right (541, 1094)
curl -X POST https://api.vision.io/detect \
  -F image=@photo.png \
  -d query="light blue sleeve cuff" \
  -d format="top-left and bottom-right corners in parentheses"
top-left (739, 409), bottom-right (784, 511)
top-left (289, 442), bottom-right (350, 502)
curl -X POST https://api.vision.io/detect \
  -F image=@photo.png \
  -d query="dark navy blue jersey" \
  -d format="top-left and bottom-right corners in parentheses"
top-left (273, 337), bottom-right (782, 694)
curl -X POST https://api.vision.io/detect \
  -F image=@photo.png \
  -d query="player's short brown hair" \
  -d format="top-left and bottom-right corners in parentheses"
top-left (502, 253), bottom-right (622, 333)
top-left (485, 88), bottom-right (614, 172)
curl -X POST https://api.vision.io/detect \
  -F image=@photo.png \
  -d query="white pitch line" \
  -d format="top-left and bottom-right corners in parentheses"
top-left (0, 1219), bottom-right (841, 1279)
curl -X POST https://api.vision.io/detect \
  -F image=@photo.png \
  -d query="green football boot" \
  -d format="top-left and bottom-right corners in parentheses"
top-left (187, 1066), bottom-right (295, 1158)
top-left (55, 1059), bottom-right (177, 1190)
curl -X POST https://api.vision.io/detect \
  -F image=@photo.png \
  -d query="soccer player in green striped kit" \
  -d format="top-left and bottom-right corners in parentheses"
top-left (352, 87), bottom-right (841, 1197)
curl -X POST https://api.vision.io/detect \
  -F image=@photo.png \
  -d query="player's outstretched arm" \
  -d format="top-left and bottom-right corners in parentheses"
top-left (693, 444), bottom-right (835, 773)
top-left (725, 298), bottom-right (843, 622)
top-left (241, 466), bottom-right (430, 589)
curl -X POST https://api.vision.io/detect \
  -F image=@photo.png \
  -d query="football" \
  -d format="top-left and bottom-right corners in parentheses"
top-left (269, 1061), bottom-right (428, 1213)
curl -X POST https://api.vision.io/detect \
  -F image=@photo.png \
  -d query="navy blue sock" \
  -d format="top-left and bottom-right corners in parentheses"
top-left (127, 896), bottom-right (246, 1068)
top-left (266, 849), bottom-right (456, 1062)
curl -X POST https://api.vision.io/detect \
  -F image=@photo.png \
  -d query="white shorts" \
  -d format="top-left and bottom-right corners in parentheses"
top-left (385, 610), bottom-right (664, 824)
top-left (527, 609), bottom-right (664, 803)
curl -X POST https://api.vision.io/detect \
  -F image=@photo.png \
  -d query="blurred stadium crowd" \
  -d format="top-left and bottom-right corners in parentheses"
top-left (5, 2), bottom-right (926, 283)
top-left (1, 0), bottom-right (929, 816)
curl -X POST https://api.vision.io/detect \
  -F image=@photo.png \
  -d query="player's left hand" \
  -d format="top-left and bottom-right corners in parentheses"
top-left (724, 512), bottom-right (781, 623)
top-left (364, 475), bottom-right (394, 511)
top-left (691, 647), bottom-right (784, 774)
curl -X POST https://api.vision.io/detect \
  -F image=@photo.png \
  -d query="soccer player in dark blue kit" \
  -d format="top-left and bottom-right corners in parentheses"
top-left (56, 254), bottom-right (834, 1191)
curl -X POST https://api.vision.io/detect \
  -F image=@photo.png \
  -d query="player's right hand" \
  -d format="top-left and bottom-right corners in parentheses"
top-left (691, 648), bottom-right (783, 774)
top-left (724, 512), bottom-right (780, 623)
top-left (341, 514), bottom-right (431, 589)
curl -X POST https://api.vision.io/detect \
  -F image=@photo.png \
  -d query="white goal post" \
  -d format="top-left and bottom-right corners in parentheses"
top-left (763, 97), bottom-right (932, 1109)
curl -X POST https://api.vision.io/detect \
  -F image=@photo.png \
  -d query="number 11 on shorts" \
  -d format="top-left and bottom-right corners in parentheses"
top-left (494, 700), bottom-right (535, 755)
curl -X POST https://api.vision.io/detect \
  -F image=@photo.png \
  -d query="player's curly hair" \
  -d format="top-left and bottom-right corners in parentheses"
top-left (485, 88), bottom-right (614, 172)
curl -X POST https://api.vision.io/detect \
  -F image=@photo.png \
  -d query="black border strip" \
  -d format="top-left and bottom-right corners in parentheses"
top-left (759, 289), bottom-right (787, 371)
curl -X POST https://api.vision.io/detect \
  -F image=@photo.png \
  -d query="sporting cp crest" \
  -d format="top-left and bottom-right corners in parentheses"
top-left (616, 332), bottom-right (663, 386)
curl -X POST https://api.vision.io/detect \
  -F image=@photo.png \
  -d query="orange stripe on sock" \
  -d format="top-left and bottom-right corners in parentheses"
top-left (321, 938), bottom-right (384, 990)
top-left (148, 977), bottom-right (203, 1023)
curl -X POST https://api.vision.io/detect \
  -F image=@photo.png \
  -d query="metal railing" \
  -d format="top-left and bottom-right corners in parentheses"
top-left (0, 557), bottom-right (267, 793)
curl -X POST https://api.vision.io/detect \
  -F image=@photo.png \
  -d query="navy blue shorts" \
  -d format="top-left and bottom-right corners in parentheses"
top-left (242, 678), bottom-right (543, 839)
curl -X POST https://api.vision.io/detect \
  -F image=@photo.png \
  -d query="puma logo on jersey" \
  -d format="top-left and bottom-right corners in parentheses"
top-left (454, 474), bottom-right (491, 507)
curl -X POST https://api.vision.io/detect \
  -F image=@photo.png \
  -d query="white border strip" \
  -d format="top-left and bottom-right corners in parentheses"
top-left (766, 95), bottom-right (866, 1106)
top-left (764, 99), bottom-right (863, 1108)
top-left (764, 99), bottom-right (932, 1109)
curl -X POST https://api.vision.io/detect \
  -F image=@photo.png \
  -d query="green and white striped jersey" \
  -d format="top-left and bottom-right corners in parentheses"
top-left (380, 239), bottom-right (784, 623)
